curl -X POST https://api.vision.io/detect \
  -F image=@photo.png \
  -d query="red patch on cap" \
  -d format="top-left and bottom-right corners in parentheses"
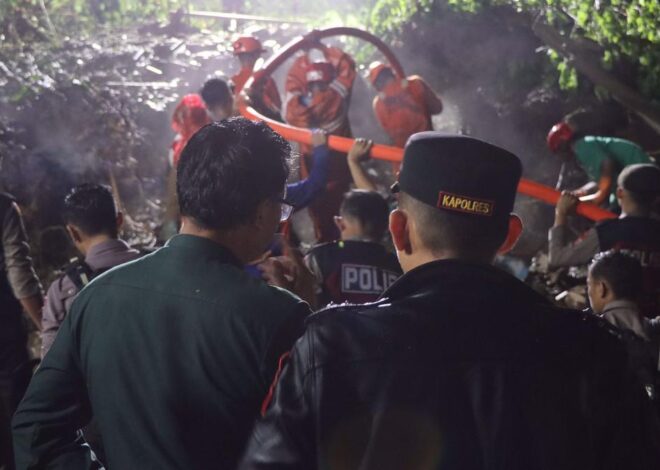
top-left (437, 191), bottom-right (495, 216)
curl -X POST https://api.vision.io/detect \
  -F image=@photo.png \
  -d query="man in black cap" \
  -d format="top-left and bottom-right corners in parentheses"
top-left (549, 163), bottom-right (660, 316)
top-left (240, 132), bottom-right (660, 470)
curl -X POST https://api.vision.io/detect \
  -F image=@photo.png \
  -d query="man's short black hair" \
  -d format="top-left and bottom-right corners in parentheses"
top-left (200, 78), bottom-right (233, 108)
top-left (398, 192), bottom-right (509, 260)
top-left (589, 250), bottom-right (643, 301)
top-left (62, 183), bottom-right (118, 238)
top-left (340, 190), bottom-right (390, 241)
top-left (177, 118), bottom-right (290, 230)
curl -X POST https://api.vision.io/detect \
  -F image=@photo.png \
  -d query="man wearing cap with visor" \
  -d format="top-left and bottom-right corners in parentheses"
top-left (231, 35), bottom-right (282, 119)
top-left (550, 163), bottom-right (660, 316)
top-left (240, 132), bottom-right (660, 469)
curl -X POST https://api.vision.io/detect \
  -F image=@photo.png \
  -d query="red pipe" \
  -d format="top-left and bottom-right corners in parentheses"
top-left (239, 28), bottom-right (616, 222)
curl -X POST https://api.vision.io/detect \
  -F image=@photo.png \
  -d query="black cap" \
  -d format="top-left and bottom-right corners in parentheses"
top-left (392, 132), bottom-right (522, 220)
top-left (618, 163), bottom-right (660, 194)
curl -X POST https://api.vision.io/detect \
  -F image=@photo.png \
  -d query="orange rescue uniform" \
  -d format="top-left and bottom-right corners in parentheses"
top-left (232, 68), bottom-right (282, 118)
top-left (373, 76), bottom-right (443, 148)
top-left (284, 47), bottom-right (357, 242)
top-left (171, 94), bottom-right (211, 167)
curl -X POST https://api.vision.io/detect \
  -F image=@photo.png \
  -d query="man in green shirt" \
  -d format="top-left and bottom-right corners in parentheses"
top-left (12, 118), bottom-right (311, 469)
top-left (547, 122), bottom-right (652, 207)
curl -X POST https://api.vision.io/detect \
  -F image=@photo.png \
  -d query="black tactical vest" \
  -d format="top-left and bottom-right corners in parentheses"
top-left (308, 240), bottom-right (402, 306)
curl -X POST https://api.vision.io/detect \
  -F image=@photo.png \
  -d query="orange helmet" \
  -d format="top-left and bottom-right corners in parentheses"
top-left (232, 36), bottom-right (265, 55)
top-left (367, 61), bottom-right (392, 86)
top-left (546, 122), bottom-right (574, 153)
top-left (305, 62), bottom-right (334, 84)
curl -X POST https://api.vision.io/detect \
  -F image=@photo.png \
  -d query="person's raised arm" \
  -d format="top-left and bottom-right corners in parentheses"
top-left (348, 138), bottom-right (377, 191)
top-left (548, 191), bottom-right (600, 269)
top-left (285, 130), bottom-right (330, 209)
top-left (578, 159), bottom-right (615, 206)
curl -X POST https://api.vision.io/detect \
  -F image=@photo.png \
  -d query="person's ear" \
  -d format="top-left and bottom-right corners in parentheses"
top-left (116, 212), bottom-right (124, 232)
top-left (333, 215), bottom-right (344, 232)
top-left (616, 187), bottom-right (624, 201)
top-left (252, 199), bottom-right (271, 229)
top-left (497, 214), bottom-right (523, 255)
top-left (66, 224), bottom-right (83, 244)
top-left (599, 279), bottom-right (611, 300)
top-left (389, 209), bottom-right (411, 254)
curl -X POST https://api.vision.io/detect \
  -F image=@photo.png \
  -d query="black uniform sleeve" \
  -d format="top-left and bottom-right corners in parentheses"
top-left (12, 299), bottom-right (100, 470)
top-left (241, 323), bottom-right (317, 470)
top-left (591, 326), bottom-right (660, 469)
top-left (260, 301), bottom-right (310, 388)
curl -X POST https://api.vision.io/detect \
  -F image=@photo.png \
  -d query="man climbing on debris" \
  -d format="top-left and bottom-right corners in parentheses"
top-left (41, 184), bottom-right (140, 358)
top-left (231, 35), bottom-right (282, 120)
top-left (284, 37), bottom-right (357, 242)
top-left (367, 61), bottom-right (443, 151)
top-left (546, 121), bottom-right (653, 209)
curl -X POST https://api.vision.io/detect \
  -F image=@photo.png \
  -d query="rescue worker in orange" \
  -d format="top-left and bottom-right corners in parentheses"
top-left (170, 94), bottom-right (211, 167)
top-left (162, 94), bottom-right (211, 240)
top-left (284, 42), bottom-right (357, 242)
top-left (231, 36), bottom-right (282, 120)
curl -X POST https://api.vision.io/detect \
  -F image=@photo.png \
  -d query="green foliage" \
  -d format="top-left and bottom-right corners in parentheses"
top-left (368, 0), bottom-right (433, 40)
top-left (368, 0), bottom-right (660, 101)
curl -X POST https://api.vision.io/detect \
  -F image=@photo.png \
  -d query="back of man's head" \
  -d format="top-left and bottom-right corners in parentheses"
top-left (617, 163), bottom-right (660, 213)
top-left (63, 184), bottom-right (118, 238)
top-left (200, 78), bottom-right (233, 109)
top-left (177, 118), bottom-right (290, 230)
top-left (339, 190), bottom-right (389, 241)
top-left (393, 133), bottom-right (522, 263)
top-left (588, 251), bottom-right (643, 311)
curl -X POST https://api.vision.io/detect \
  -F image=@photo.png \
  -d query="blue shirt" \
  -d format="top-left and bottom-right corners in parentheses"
top-left (286, 144), bottom-right (330, 209)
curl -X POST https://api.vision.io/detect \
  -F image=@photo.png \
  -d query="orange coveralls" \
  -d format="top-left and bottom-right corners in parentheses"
top-left (284, 47), bottom-right (356, 242)
top-left (373, 76), bottom-right (443, 148)
top-left (232, 68), bottom-right (282, 118)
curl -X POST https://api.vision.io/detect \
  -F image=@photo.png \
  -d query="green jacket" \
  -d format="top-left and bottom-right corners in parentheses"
top-left (13, 235), bottom-right (310, 470)
top-left (573, 136), bottom-right (651, 204)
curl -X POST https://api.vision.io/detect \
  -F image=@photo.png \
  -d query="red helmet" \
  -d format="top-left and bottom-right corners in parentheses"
top-left (305, 62), bottom-right (334, 84)
top-left (546, 122), bottom-right (574, 153)
top-left (232, 36), bottom-right (264, 55)
top-left (367, 61), bottom-right (392, 86)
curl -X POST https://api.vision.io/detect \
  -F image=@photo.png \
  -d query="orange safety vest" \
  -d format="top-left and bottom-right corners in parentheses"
top-left (232, 68), bottom-right (282, 116)
top-left (373, 76), bottom-right (442, 148)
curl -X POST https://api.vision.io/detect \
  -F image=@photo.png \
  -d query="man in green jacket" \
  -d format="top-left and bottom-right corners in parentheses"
top-left (12, 118), bottom-right (311, 469)
top-left (546, 122), bottom-right (652, 208)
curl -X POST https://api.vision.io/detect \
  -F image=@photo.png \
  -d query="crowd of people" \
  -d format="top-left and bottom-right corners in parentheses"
top-left (1, 31), bottom-right (660, 470)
